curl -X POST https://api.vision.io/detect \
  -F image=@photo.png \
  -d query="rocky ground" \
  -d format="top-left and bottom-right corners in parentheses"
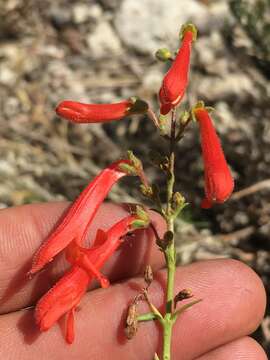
top-left (0, 0), bottom-right (270, 355)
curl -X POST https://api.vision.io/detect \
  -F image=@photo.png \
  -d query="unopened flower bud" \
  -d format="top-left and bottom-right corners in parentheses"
top-left (155, 48), bottom-right (173, 62)
top-left (179, 23), bottom-right (197, 42)
top-left (140, 184), bottom-right (153, 198)
top-left (172, 192), bottom-right (186, 211)
top-left (159, 24), bottom-right (197, 115)
top-left (179, 110), bottom-right (190, 126)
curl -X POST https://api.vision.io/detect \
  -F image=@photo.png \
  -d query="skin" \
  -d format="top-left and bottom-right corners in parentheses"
top-left (0, 202), bottom-right (267, 359)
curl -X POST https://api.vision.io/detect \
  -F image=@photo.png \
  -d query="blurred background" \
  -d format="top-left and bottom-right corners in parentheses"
top-left (0, 0), bottom-right (269, 354)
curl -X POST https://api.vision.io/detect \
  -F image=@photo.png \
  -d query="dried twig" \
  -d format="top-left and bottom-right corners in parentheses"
top-left (231, 179), bottom-right (270, 201)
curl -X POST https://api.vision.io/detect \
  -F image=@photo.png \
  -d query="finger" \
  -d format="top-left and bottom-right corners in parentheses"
top-left (0, 202), bottom-right (165, 314)
top-left (0, 259), bottom-right (266, 360)
top-left (195, 336), bottom-right (267, 360)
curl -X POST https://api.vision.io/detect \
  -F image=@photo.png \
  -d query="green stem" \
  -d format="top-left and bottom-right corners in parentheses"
top-left (162, 318), bottom-right (173, 360)
top-left (137, 312), bottom-right (158, 322)
top-left (162, 109), bottom-right (177, 360)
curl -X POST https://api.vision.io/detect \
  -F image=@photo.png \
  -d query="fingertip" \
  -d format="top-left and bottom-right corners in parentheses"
top-left (196, 336), bottom-right (268, 360)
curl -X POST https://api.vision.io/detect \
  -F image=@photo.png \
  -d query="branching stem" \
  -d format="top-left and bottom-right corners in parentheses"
top-left (162, 109), bottom-right (177, 360)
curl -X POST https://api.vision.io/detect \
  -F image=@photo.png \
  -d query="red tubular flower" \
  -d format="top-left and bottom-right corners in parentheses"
top-left (29, 160), bottom-right (131, 276)
top-left (35, 265), bottom-right (89, 344)
top-left (159, 24), bottom-right (197, 115)
top-left (56, 99), bottom-right (133, 124)
top-left (35, 214), bottom-right (145, 344)
top-left (193, 103), bottom-right (234, 209)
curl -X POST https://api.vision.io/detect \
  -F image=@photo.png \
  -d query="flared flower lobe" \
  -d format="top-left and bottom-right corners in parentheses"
top-left (35, 214), bottom-right (146, 343)
top-left (35, 266), bottom-right (89, 336)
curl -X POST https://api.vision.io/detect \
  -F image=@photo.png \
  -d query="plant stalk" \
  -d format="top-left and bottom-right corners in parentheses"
top-left (162, 109), bottom-right (177, 360)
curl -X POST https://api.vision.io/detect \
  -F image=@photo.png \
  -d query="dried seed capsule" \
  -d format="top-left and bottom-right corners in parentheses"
top-left (125, 303), bottom-right (138, 339)
top-left (144, 265), bottom-right (153, 286)
top-left (174, 289), bottom-right (193, 308)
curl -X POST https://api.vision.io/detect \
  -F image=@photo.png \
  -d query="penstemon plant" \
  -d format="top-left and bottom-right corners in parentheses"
top-left (28, 23), bottom-right (234, 359)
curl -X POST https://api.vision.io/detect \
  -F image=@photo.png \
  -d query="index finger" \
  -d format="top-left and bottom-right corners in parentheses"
top-left (0, 202), bottom-right (165, 314)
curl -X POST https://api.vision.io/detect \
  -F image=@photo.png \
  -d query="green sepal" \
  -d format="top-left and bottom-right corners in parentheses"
top-left (127, 150), bottom-right (142, 169)
top-left (140, 184), bottom-right (153, 198)
top-left (128, 97), bottom-right (149, 114)
top-left (179, 23), bottom-right (198, 42)
top-left (130, 219), bottom-right (148, 229)
top-left (158, 114), bottom-right (168, 136)
top-left (118, 163), bottom-right (137, 176)
top-left (190, 100), bottom-right (205, 122)
top-left (135, 205), bottom-right (150, 223)
top-left (129, 205), bottom-right (150, 229)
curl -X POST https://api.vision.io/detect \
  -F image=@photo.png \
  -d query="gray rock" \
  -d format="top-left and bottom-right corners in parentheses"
top-left (142, 66), bottom-right (163, 94)
top-left (86, 21), bottom-right (122, 59)
top-left (72, 4), bottom-right (103, 24)
top-left (197, 73), bottom-right (256, 102)
top-left (208, 1), bottom-right (235, 30)
top-left (196, 32), bottom-right (229, 75)
top-left (114, 0), bottom-right (209, 54)
top-left (0, 66), bottom-right (17, 86)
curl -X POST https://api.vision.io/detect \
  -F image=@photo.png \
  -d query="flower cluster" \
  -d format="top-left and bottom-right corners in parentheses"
top-left (29, 22), bottom-right (234, 347)
top-left (29, 160), bottom-right (150, 343)
top-left (157, 23), bottom-right (234, 207)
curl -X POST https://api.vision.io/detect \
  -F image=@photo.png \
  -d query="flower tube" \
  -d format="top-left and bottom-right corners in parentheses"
top-left (56, 97), bottom-right (148, 124)
top-left (193, 103), bottom-right (234, 208)
top-left (159, 24), bottom-right (197, 115)
top-left (56, 100), bottom-right (132, 123)
top-left (29, 160), bottom-right (131, 276)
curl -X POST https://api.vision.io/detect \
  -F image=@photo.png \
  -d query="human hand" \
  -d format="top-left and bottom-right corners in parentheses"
top-left (0, 202), bottom-right (267, 359)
